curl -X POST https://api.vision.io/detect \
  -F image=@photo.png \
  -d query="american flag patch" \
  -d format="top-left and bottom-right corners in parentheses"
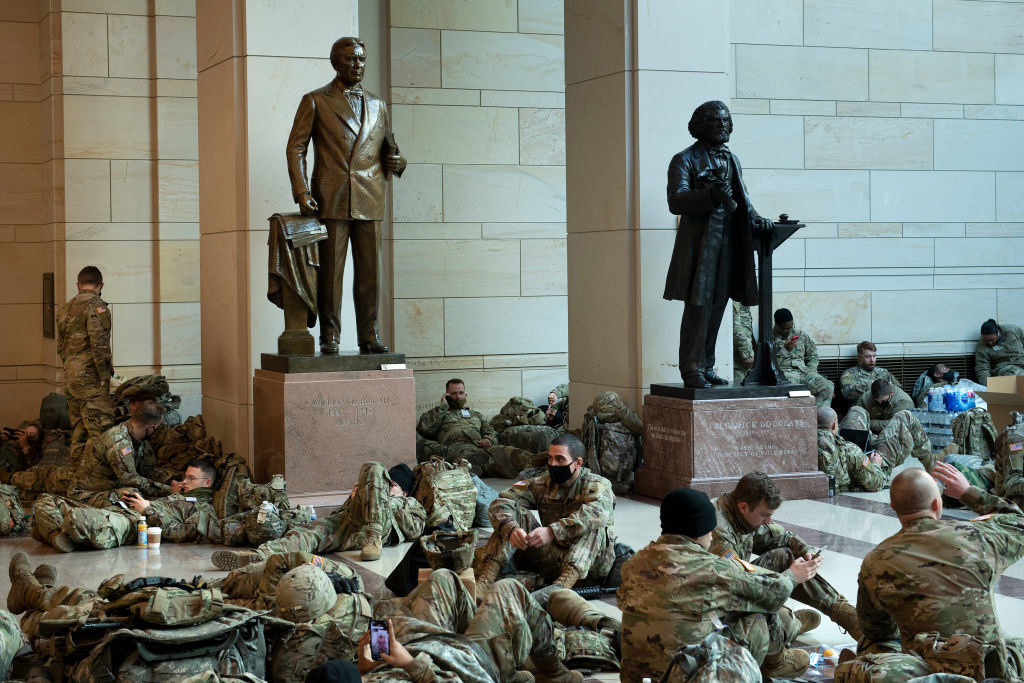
top-left (97, 307), bottom-right (107, 313)
top-left (310, 555), bottom-right (326, 568)
top-left (971, 513), bottom-right (994, 522)
top-left (1011, 443), bottom-right (1023, 452)
top-left (721, 548), bottom-right (736, 559)
top-left (120, 446), bottom-right (132, 456)
top-left (863, 456), bottom-right (872, 468)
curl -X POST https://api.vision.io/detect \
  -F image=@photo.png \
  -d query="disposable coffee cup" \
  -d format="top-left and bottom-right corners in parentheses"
top-left (148, 526), bottom-right (162, 547)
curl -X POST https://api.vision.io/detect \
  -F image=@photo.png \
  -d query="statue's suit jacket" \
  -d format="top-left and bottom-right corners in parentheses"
top-left (286, 79), bottom-right (403, 221)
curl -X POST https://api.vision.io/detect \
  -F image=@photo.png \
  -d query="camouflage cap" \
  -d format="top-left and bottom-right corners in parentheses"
top-left (276, 564), bottom-right (336, 623)
top-left (114, 374), bottom-right (170, 402)
top-left (420, 529), bottom-right (478, 571)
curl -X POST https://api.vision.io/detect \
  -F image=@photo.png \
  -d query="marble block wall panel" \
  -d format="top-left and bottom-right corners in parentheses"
top-left (772, 291), bottom-right (871, 345)
top-left (729, 114), bottom-right (803, 169)
top-left (873, 290), bottom-right (994, 343)
top-left (393, 239), bottom-right (520, 298)
top-left (743, 170), bottom-right (870, 223)
top-left (442, 165), bottom-right (566, 223)
top-left (869, 51), bottom-right (993, 104)
top-left (518, 0), bottom-right (563, 35)
top-left (392, 104), bottom-right (518, 164)
top-left (736, 45), bottom-right (868, 101)
top-left (998, 173), bottom-right (1024, 221)
top-left (253, 369), bottom-right (415, 494)
top-left (729, 0), bottom-right (803, 46)
top-left (997, 56), bottom-right (1024, 106)
top-left (441, 31), bottom-right (563, 91)
top-left (804, 0), bottom-right (932, 50)
top-left (444, 296), bottom-right (567, 356)
top-left (871, 172), bottom-right (994, 223)
top-left (391, 0), bottom-right (517, 32)
top-left (935, 120), bottom-right (1024, 172)
top-left (933, 0), bottom-right (1024, 55)
top-left (805, 117), bottom-right (932, 170)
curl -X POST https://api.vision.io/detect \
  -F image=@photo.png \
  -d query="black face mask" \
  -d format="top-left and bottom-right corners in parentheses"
top-left (445, 396), bottom-right (466, 410)
top-left (548, 463), bottom-right (575, 484)
top-left (877, 399), bottom-right (891, 409)
top-left (943, 370), bottom-right (955, 382)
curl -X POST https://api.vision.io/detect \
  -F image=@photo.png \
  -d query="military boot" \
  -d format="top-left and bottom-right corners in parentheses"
top-left (553, 567), bottom-right (580, 589)
top-left (828, 598), bottom-right (863, 640)
top-left (8, 552), bottom-right (54, 614)
top-left (547, 588), bottom-right (621, 631)
top-left (33, 563), bottom-right (57, 587)
top-left (795, 609), bottom-right (821, 634)
top-left (49, 532), bottom-right (74, 553)
top-left (761, 648), bottom-right (810, 678)
top-left (475, 559), bottom-right (501, 586)
top-left (211, 549), bottom-right (261, 571)
top-left (531, 653), bottom-right (584, 683)
top-left (360, 528), bottom-right (383, 562)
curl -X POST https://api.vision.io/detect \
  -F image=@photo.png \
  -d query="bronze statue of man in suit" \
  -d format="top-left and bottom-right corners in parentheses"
top-left (664, 101), bottom-right (773, 388)
top-left (287, 37), bottom-right (406, 354)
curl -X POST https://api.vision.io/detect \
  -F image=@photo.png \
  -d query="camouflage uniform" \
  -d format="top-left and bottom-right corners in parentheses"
top-left (479, 467), bottom-right (617, 584)
top-left (219, 551), bottom-right (362, 611)
top-left (33, 493), bottom-right (137, 549)
top-left (56, 290), bottom-right (115, 459)
top-left (0, 608), bottom-right (20, 680)
top-left (817, 428), bottom-right (888, 492)
top-left (841, 388), bottom-right (934, 471)
top-left (771, 325), bottom-right (834, 407)
top-left (367, 569), bottom-right (562, 683)
top-left (710, 491), bottom-right (849, 617)
top-left (839, 365), bottom-right (898, 404)
top-left (416, 404), bottom-right (500, 476)
top-left (618, 533), bottom-right (801, 681)
top-left (912, 369), bottom-right (958, 408)
top-left (857, 487), bottom-right (1024, 677)
top-left (733, 301), bottom-right (755, 385)
top-left (975, 323), bottom-right (1024, 384)
top-left (68, 422), bottom-right (170, 506)
top-left (249, 462), bottom-right (425, 559)
top-left (994, 415), bottom-right (1024, 508)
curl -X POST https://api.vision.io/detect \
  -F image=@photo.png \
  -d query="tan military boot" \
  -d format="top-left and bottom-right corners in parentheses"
top-left (8, 552), bottom-right (54, 614)
top-left (211, 549), bottom-right (261, 571)
top-left (475, 559), bottom-right (501, 586)
top-left (761, 647), bottom-right (810, 678)
top-left (795, 609), bottom-right (821, 634)
top-left (553, 567), bottom-right (580, 589)
top-left (49, 532), bottom-right (74, 553)
top-left (829, 598), bottom-right (863, 640)
top-left (547, 589), bottom-right (620, 631)
top-left (531, 652), bottom-right (584, 683)
top-left (360, 537), bottom-right (382, 561)
top-left (33, 563), bottom-right (57, 587)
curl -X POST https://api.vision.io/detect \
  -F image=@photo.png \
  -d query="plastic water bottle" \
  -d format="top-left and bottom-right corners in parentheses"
top-left (828, 475), bottom-right (836, 497)
top-left (309, 505), bottom-right (317, 521)
top-left (137, 518), bottom-right (148, 546)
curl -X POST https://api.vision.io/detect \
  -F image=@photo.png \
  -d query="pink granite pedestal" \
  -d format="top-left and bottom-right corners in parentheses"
top-left (635, 393), bottom-right (826, 501)
top-left (253, 368), bottom-right (415, 497)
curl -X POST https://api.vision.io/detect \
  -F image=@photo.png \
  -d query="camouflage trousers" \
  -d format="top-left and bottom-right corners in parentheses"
top-left (725, 607), bottom-right (802, 665)
top-left (65, 382), bottom-right (114, 460)
top-left (371, 569), bottom-right (559, 682)
top-left (498, 425), bottom-right (559, 455)
top-left (991, 363), bottom-right (1024, 378)
top-left (842, 408), bottom-right (934, 470)
top-left (253, 462), bottom-right (392, 558)
top-left (10, 465), bottom-right (74, 496)
top-left (755, 548), bottom-right (847, 616)
top-left (417, 437), bottom-right (529, 478)
top-left (218, 551), bottom-right (358, 611)
top-left (782, 369), bottom-right (834, 408)
top-left (33, 493), bottom-right (135, 550)
top-left (0, 610), bottom-right (19, 680)
top-left (734, 361), bottom-right (749, 386)
top-left (477, 504), bottom-right (616, 584)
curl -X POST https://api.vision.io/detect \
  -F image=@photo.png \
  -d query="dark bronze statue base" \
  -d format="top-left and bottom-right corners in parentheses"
top-left (261, 351), bottom-right (406, 374)
top-left (277, 329), bottom-right (316, 356)
top-left (651, 382), bottom-right (805, 401)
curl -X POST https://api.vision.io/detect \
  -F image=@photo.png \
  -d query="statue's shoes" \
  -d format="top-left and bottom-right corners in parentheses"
top-left (358, 339), bottom-right (389, 354)
top-left (681, 370), bottom-right (711, 389)
top-left (701, 369), bottom-right (729, 385)
top-left (320, 341), bottom-right (340, 354)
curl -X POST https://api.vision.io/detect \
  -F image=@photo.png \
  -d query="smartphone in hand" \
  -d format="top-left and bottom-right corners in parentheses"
top-left (812, 546), bottom-right (827, 559)
top-left (369, 620), bottom-right (390, 661)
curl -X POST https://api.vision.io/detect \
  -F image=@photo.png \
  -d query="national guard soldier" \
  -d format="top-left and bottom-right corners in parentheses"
top-left (771, 308), bottom-right (834, 407)
top-left (710, 472), bottom-right (863, 638)
top-left (733, 301), bottom-right (755, 385)
top-left (994, 412), bottom-right (1024, 508)
top-left (475, 433), bottom-right (617, 590)
top-left (841, 378), bottom-right (935, 471)
top-left (839, 341), bottom-right (898, 404)
top-left (416, 378), bottom-right (499, 476)
top-left (619, 487), bottom-right (821, 680)
top-left (853, 463), bottom-right (1024, 678)
top-left (57, 266), bottom-right (115, 463)
top-left (817, 407), bottom-right (888, 492)
top-left (976, 318), bottom-right (1024, 384)
top-left (212, 461), bottom-right (425, 569)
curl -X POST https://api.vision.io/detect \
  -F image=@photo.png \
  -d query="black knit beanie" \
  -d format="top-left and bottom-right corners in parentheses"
top-left (774, 307), bottom-right (794, 325)
top-left (661, 488), bottom-right (717, 537)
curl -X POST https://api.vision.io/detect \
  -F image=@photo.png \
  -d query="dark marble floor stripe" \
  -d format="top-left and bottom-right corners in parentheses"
top-left (828, 492), bottom-right (975, 522)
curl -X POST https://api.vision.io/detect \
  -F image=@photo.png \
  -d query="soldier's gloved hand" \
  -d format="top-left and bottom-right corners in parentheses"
top-left (327, 573), bottom-right (361, 594)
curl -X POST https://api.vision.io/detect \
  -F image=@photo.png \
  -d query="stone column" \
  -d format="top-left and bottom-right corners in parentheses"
top-left (564, 1), bottom-right (732, 426)
top-left (196, 1), bottom-right (359, 459)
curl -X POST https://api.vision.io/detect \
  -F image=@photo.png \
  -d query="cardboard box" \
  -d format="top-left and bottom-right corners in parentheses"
top-left (979, 376), bottom-right (1024, 431)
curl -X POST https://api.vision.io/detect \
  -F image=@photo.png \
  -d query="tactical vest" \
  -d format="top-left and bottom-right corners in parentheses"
top-left (951, 408), bottom-right (998, 459)
top-left (413, 457), bottom-right (477, 531)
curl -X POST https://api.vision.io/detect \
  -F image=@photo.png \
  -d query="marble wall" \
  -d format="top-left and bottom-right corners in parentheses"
top-left (729, 0), bottom-right (1024, 360)
top-left (388, 0), bottom-right (569, 418)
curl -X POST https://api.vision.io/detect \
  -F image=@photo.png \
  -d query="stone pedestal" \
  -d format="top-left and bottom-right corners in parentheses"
top-left (253, 366), bottom-right (415, 496)
top-left (635, 388), bottom-right (826, 500)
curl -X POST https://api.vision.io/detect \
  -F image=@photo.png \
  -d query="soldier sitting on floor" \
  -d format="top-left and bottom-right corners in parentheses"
top-left (840, 378), bottom-right (935, 471)
top-left (415, 378), bottom-right (500, 477)
top-left (817, 407), bottom-right (888, 492)
top-left (771, 308), bottom-right (834, 408)
top-left (839, 341), bottom-right (898, 405)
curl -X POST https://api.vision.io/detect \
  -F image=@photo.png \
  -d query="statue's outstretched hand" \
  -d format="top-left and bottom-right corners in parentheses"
top-left (753, 216), bottom-right (774, 233)
top-left (298, 192), bottom-right (319, 216)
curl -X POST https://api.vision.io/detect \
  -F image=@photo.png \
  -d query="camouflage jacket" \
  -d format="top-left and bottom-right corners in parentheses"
top-left (619, 533), bottom-right (798, 682)
top-left (854, 386), bottom-right (915, 433)
top-left (416, 406), bottom-right (497, 447)
top-left (328, 494), bottom-right (426, 548)
top-left (732, 302), bottom-right (754, 361)
top-left (771, 325), bottom-right (820, 375)
top-left (57, 290), bottom-right (113, 384)
top-left (70, 423), bottom-right (170, 500)
top-left (840, 365), bottom-right (897, 403)
top-left (142, 486), bottom-right (222, 541)
top-left (490, 467), bottom-right (615, 546)
top-left (994, 419), bottom-right (1024, 507)
top-left (709, 491), bottom-right (810, 561)
top-left (817, 428), bottom-right (887, 492)
top-left (975, 323), bottom-right (1024, 384)
top-left (857, 487), bottom-right (1024, 653)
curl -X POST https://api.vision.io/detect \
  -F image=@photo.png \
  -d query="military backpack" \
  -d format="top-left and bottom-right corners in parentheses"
top-left (951, 408), bottom-right (998, 460)
top-left (420, 529), bottom-right (477, 572)
top-left (658, 631), bottom-right (760, 682)
top-left (413, 457), bottom-right (477, 531)
top-left (38, 392), bottom-right (71, 431)
top-left (833, 651), bottom-right (934, 682)
top-left (582, 417), bottom-right (641, 494)
top-left (554, 627), bottom-right (620, 672)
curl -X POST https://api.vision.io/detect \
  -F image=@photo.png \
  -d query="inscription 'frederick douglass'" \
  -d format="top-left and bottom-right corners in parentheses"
top-left (311, 396), bottom-right (393, 427)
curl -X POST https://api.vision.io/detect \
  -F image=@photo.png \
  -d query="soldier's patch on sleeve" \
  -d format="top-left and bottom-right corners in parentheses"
top-left (720, 548), bottom-right (737, 559)
top-left (971, 513), bottom-right (994, 522)
top-left (513, 481), bottom-right (526, 486)
top-left (120, 445), bottom-right (133, 456)
top-left (736, 558), bottom-right (757, 572)
top-left (1010, 443), bottom-right (1023, 452)
top-left (96, 307), bottom-right (107, 313)
top-left (863, 456), bottom-right (872, 468)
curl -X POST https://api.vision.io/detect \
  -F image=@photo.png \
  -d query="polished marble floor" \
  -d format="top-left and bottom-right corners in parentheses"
top-left (0, 462), bottom-right (1020, 682)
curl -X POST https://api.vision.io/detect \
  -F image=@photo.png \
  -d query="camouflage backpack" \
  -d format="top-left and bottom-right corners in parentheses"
top-left (554, 627), bottom-right (620, 672)
top-left (658, 631), bottom-right (760, 682)
top-left (498, 424), bottom-right (559, 454)
top-left (244, 503), bottom-right (287, 546)
top-left (491, 397), bottom-right (546, 433)
top-left (582, 418), bottom-right (640, 494)
top-left (131, 587), bottom-right (225, 627)
top-left (951, 408), bottom-right (998, 459)
top-left (212, 459), bottom-right (255, 518)
top-left (420, 530), bottom-right (478, 571)
top-left (236, 473), bottom-right (289, 512)
top-left (0, 484), bottom-right (25, 536)
top-left (413, 457), bottom-right (477, 531)
top-left (906, 632), bottom-right (1008, 680)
